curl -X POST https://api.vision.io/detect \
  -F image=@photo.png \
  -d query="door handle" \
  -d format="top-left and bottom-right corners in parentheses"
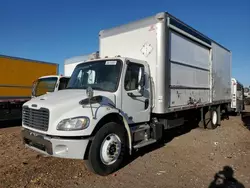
top-left (127, 92), bottom-right (143, 97)
top-left (144, 99), bottom-right (149, 109)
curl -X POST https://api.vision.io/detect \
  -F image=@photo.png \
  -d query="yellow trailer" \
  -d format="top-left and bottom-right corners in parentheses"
top-left (0, 55), bottom-right (58, 120)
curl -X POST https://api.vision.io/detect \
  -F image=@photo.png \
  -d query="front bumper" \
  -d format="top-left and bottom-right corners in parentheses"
top-left (21, 128), bottom-right (90, 159)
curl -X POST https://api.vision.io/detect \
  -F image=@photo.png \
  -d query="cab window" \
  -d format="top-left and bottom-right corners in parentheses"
top-left (58, 77), bottom-right (70, 90)
top-left (124, 63), bottom-right (144, 91)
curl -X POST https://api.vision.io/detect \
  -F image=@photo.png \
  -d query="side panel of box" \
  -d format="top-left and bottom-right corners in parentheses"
top-left (169, 31), bottom-right (211, 107)
top-left (211, 42), bottom-right (231, 102)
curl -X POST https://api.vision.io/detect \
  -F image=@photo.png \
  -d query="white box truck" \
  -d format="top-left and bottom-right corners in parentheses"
top-left (21, 12), bottom-right (232, 176)
top-left (31, 75), bottom-right (70, 98)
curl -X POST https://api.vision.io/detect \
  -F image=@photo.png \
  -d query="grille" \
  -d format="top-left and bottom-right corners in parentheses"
top-left (22, 106), bottom-right (49, 131)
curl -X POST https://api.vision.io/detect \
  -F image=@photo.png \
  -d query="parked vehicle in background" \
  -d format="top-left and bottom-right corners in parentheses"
top-left (31, 52), bottom-right (99, 98)
top-left (243, 87), bottom-right (250, 105)
top-left (230, 78), bottom-right (244, 114)
top-left (0, 55), bottom-right (58, 121)
top-left (244, 87), bottom-right (250, 98)
top-left (21, 12), bottom-right (232, 176)
top-left (31, 75), bottom-right (70, 98)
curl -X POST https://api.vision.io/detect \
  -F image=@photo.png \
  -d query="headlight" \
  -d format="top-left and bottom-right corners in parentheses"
top-left (57, 117), bottom-right (89, 131)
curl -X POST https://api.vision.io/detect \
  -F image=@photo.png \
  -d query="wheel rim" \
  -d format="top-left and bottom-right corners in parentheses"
top-left (212, 111), bottom-right (218, 125)
top-left (100, 133), bottom-right (122, 165)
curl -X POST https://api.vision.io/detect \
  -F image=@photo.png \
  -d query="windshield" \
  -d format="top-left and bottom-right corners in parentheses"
top-left (33, 77), bottom-right (58, 97)
top-left (67, 60), bottom-right (122, 92)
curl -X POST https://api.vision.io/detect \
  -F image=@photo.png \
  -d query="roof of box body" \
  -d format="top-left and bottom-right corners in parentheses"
top-left (99, 12), bottom-right (230, 52)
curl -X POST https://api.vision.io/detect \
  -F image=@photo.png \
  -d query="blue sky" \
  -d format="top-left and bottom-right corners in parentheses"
top-left (1, 0), bottom-right (250, 85)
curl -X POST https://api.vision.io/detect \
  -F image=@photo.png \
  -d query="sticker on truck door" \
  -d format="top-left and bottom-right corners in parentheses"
top-left (105, 61), bottom-right (117, 65)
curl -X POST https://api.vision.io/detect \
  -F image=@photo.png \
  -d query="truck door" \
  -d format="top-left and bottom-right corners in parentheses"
top-left (122, 60), bottom-right (151, 124)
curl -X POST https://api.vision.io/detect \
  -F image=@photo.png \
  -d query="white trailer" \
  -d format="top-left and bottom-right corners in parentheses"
top-left (64, 52), bottom-right (99, 77)
top-left (21, 12), bottom-right (232, 176)
top-left (230, 78), bottom-right (244, 114)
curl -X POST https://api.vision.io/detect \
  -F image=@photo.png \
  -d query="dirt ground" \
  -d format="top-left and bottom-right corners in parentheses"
top-left (0, 108), bottom-right (250, 188)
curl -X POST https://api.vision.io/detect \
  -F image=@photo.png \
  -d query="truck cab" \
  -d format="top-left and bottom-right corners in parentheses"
top-left (31, 75), bottom-right (70, 98)
top-left (22, 57), bottom-right (152, 175)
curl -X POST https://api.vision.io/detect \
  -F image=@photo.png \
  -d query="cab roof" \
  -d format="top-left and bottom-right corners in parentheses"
top-left (39, 75), bottom-right (70, 79)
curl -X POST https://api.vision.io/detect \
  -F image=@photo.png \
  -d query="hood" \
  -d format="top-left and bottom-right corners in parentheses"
top-left (24, 89), bottom-right (116, 110)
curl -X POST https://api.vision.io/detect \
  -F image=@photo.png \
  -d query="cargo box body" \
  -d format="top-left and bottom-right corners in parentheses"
top-left (0, 55), bottom-right (58, 100)
top-left (99, 12), bottom-right (231, 114)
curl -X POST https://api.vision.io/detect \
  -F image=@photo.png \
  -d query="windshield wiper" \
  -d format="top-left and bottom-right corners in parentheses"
top-left (66, 86), bottom-right (106, 91)
top-left (91, 86), bottom-right (104, 90)
top-left (66, 87), bottom-right (78, 89)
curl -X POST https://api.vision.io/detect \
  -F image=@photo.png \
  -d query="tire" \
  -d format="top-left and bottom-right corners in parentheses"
top-left (85, 122), bottom-right (128, 176)
top-left (206, 109), bottom-right (218, 129)
top-left (198, 107), bottom-right (206, 129)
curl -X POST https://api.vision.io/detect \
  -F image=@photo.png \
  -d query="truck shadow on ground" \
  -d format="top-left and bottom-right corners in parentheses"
top-left (121, 113), bottom-right (234, 170)
top-left (0, 119), bottom-right (22, 129)
top-left (122, 119), bottom-right (201, 168)
top-left (208, 166), bottom-right (245, 188)
top-left (241, 111), bottom-right (250, 130)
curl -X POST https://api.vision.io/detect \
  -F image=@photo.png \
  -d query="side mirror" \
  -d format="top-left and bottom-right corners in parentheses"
top-left (86, 86), bottom-right (94, 99)
top-left (138, 68), bottom-right (146, 93)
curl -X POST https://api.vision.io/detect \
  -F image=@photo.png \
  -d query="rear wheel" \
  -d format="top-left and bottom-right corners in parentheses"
top-left (206, 107), bottom-right (219, 129)
top-left (85, 122), bottom-right (127, 176)
top-left (199, 106), bottom-right (220, 129)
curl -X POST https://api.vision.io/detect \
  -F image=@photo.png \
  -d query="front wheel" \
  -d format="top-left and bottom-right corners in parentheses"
top-left (85, 122), bottom-right (128, 176)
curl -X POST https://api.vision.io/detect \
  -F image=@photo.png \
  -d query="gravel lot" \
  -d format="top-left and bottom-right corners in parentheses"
top-left (0, 107), bottom-right (250, 188)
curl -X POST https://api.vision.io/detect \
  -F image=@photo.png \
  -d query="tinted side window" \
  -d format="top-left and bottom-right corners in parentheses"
top-left (59, 78), bottom-right (70, 90)
top-left (124, 63), bottom-right (144, 91)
